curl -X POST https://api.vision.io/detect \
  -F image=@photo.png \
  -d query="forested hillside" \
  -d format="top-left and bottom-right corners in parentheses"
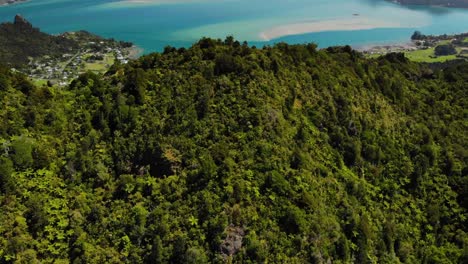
top-left (0, 38), bottom-right (467, 263)
top-left (0, 15), bottom-right (132, 68)
top-left (0, 15), bottom-right (78, 67)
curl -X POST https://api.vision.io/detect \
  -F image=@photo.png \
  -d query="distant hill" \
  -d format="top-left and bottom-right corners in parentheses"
top-left (0, 15), bottom-right (79, 67)
top-left (394, 0), bottom-right (468, 8)
top-left (0, 0), bottom-right (27, 5)
top-left (0, 15), bottom-right (133, 67)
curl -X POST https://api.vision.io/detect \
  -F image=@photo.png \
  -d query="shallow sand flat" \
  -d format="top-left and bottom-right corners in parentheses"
top-left (101, 0), bottom-right (219, 8)
top-left (259, 17), bottom-right (405, 41)
top-left (125, 0), bottom-right (198, 3)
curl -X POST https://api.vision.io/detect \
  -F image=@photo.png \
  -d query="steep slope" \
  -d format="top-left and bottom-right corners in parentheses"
top-left (0, 39), bottom-right (466, 263)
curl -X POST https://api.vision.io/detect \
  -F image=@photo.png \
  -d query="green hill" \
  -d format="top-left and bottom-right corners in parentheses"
top-left (0, 15), bottom-right (132, 68)
top-left (0, 15), bottom-right (78, 67)
top-left (0, 38), bottom-right (467, 263)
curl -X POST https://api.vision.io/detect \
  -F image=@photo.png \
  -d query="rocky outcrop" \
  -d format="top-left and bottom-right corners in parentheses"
top-left (220, 225), bottom-right (245, 258)
top-left (13, 14), bottom-right (32, 28)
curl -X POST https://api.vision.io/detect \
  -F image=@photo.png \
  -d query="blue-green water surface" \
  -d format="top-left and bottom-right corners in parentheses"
top-left (1, 0), bottom-right (467, 52)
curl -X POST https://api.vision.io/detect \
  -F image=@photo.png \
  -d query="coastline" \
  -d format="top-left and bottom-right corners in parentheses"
top-left (388, 0), bottom-right (468, 8)
top-left (127, 45), bottom-right (144, 59)
top-left (0, 0), bottom-right (28, 7)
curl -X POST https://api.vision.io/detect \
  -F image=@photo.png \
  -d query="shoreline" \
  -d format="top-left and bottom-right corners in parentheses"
top-left (127, 45), bottom-right (144, 59)
top-left (0, 0), bottom-right (28, 7)
top-left (388, 0), bottom-right (468, 9)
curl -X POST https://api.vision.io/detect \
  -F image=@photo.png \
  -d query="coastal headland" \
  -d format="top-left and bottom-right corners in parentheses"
top-left (0, 0), bottom-right (27, 6)
top-left (0, 15), bottom-right (140, 85)
top-left (391, 0), bottom-right (468, 8)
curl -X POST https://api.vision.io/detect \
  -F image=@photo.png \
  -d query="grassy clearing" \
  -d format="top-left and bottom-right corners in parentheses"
top-left (365, 53), bottom-right (382, 59)
top-left (32, 79), bottom-right (48, 87)
top-left (404, 47), bottom-right (459, 63)
top-left (463, 37), bottom-right (468, 43)
top-left (84, 53), bottom-right (115, 73)
top-left (438, 40), bottom-right (451, 45)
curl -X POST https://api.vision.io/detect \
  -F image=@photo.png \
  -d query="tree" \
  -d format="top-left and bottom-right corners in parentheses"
top-left (124, 68), bottom-right (147, 104)
top-left (214, 54), bottom-right (239, 75)
top-left (411, 31), bottom-right (425, 40)
top-left (0, 74), bottom-right (9, 91)
top-left (434, 44), bottom-right (457, 56)
top-left (0, 157), bottom-right (14, 193)
top-left (11, 137), bottom-right (33, 168)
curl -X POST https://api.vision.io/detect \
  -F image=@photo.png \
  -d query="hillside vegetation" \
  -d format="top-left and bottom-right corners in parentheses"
top-left (0, 15), bottom-right (78, 67)
top-left (0, 38), bottom-right (467, 263)
top-left (0, 15), bottom-right (132, 69)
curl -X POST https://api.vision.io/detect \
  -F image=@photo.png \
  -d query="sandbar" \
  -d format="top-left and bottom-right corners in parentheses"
top-left (259, 17), bottom-right (404, 41)
top-left (102, 0), bottom-right (216, 7)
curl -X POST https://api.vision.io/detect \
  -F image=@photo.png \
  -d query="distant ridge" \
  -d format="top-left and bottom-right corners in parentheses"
top-left (393, 0), bottom-right (468, 8)
top-left (0, 15), bottom-right (133, 67)
top-left (0, 0), bottom-right (27, 6)
top-left (0, 15), bottom-right (78, 66)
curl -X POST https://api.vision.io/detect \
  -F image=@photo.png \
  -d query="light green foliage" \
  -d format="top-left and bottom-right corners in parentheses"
top-left (405, 47), bottom-right (459, 62)
top-left (0, 39), bottom-right (466, 263)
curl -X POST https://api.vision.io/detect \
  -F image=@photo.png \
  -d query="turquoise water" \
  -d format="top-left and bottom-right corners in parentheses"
top-left (1, 0), bottom-right (468, 52)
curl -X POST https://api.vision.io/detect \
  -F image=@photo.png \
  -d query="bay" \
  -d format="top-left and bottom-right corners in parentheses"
top-left (1, 0), bottom-right (467, 52)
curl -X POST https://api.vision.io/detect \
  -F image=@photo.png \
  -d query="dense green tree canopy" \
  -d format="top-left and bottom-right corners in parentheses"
top-left (435, 44), bottom-right (458, 56)
top-left (0, 38), bottom-right (467, 263)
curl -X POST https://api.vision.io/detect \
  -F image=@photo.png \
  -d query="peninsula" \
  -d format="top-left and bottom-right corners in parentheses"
top-left (362, 31), bottom-right (468, 62)
top-left (0, 0), bottom-right (27, 6)
top-left (0, 15), bottom-right (140, 85)
top-left (392, 0), bottom-right (468, 8)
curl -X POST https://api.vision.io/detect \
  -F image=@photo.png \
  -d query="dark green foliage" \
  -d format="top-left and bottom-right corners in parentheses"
top-left (24, 198), bottom-right (48, 237)
top-left (10, 137), bottom-right (33, 168)
top-left (0, 73), bottom-right (9, 91)
top-left (124, 68), bottom-right (147, 104)
top-left (214, 54), bottom-right (240, 75)
top-left (411, 30), bottom-right (425, 40)
top-left (0, 39), bottom-right (466, 263)
top-left (0, 157), bottom-right (14, 193)
top-left (435, 44), bottom-right (458, 56)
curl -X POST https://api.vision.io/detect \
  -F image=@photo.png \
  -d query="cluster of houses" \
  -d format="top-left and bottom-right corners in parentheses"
top-left (360, 44), bottom-right (418, 56)
top-left (115, 49), bottom-right (129, 64)
top-left (362, 32), bottom-right (468, 58)
top-left (24, 41), bottom-right (133, 86)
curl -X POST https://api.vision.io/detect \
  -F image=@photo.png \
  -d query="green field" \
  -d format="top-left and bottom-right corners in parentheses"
top-left (404, 47), bottom-right (459, 63)
top-left (84, 53), bottom-right (115, 73)
top-left (463, 37), bottom-right (468, 43)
